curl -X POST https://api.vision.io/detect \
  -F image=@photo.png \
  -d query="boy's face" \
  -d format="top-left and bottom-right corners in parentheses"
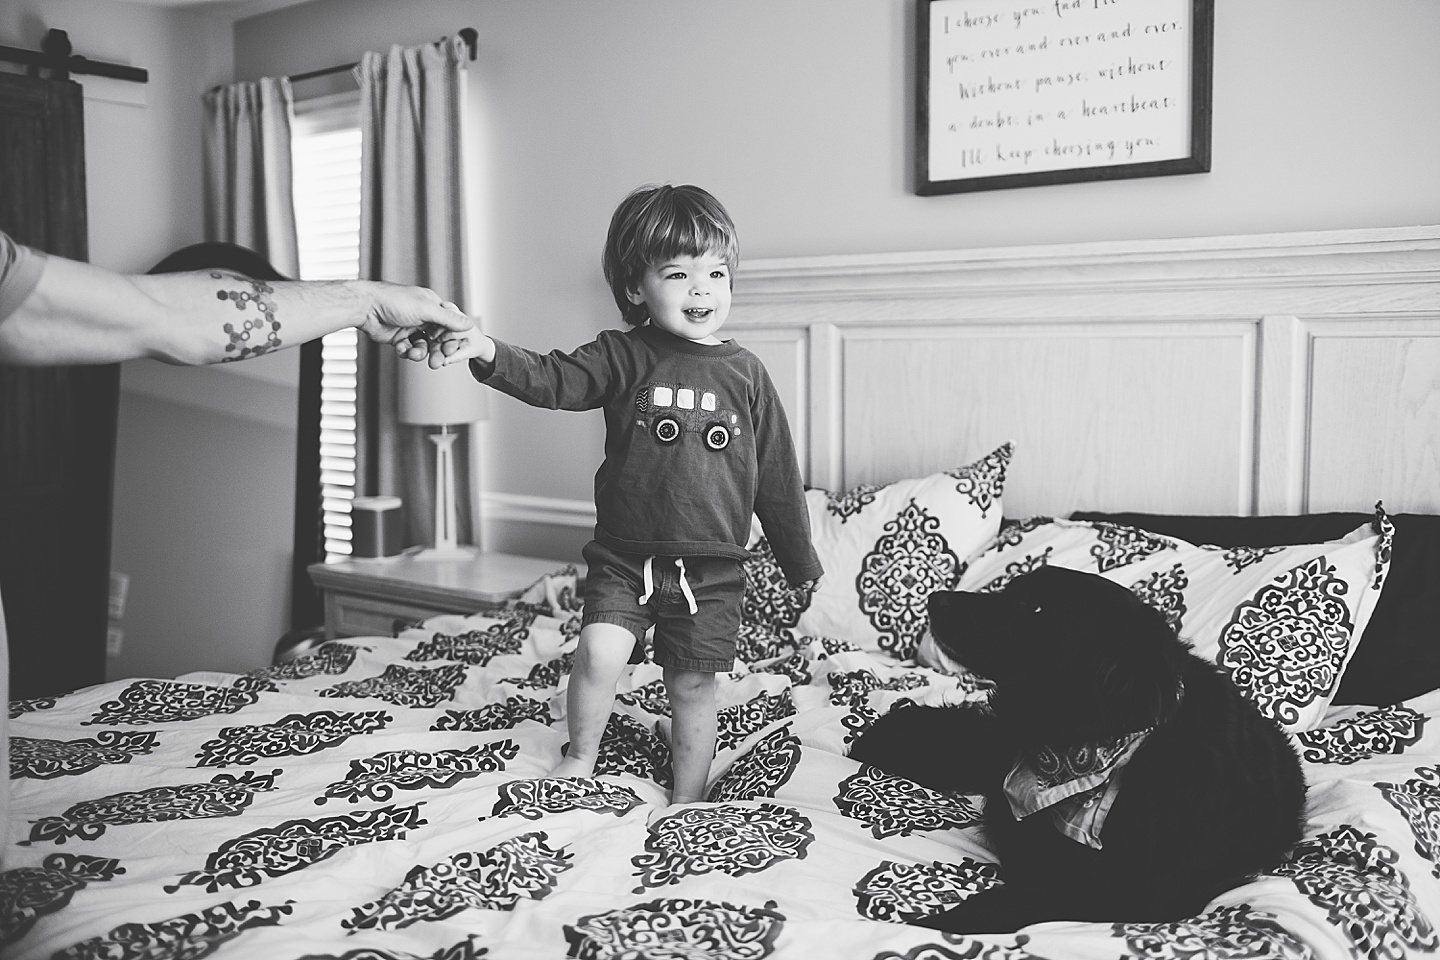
top-left (628, 251), bottom-right (732, 344)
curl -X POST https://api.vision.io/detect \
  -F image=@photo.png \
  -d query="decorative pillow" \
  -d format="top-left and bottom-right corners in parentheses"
top-left (951, 507), bottom-right (1394, 733)
top-left (742, 442), bottom-right (1013, 661)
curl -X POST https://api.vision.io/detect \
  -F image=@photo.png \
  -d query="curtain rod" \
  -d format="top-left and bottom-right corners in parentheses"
top-left (0, 29), bottom-right (148, 84)
top-left (289, 27), bottom-right (477, 84)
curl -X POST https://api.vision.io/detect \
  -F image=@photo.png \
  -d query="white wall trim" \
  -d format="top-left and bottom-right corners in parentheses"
top-left (483, 492), bottom-right (596, 528)
top-left (729, 225), bottom-right (1440, 318)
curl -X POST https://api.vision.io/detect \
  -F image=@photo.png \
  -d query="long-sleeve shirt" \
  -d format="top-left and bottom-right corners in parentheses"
top-left (471, 324), bottom-right (822, 586)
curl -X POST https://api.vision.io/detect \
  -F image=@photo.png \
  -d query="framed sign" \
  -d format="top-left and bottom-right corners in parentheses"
top-left (917, 0), bottom-right (1213, 195)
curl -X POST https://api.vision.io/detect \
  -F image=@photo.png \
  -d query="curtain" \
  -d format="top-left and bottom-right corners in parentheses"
top-left (201, 77), bottom-right (300, 275)
top-left (201, 78), bottom-right (323, 633)
top-left (355, 36), bottom-right (481, 549)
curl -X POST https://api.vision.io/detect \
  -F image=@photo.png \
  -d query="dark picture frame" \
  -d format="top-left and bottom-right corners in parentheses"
top-left (916, 0), bottom-right (1214, 195)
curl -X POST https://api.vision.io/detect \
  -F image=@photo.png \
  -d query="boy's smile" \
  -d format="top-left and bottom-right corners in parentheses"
top-left (629, 252), bottom-right (732, 344)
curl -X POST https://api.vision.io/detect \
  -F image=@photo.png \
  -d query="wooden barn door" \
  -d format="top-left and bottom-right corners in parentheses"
top-left (0, 71), bottom-right (117, 698)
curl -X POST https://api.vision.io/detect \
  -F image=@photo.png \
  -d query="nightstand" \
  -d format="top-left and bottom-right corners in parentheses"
top-left (308, 552), bottom-right (577, 639)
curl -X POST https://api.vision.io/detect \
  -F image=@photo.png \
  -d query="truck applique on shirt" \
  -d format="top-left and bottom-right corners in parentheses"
top-left (635, 382), bottom-right (741, 451)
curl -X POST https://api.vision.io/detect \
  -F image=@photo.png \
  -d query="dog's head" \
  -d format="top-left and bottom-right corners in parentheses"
top-left (928, 566), bottom-right (1186, 749)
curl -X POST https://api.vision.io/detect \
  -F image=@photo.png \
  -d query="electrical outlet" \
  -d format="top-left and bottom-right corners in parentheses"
top-left (106, 625), bottom-right (124, 656)
top-left (109, 571), bottom-right (130, 620)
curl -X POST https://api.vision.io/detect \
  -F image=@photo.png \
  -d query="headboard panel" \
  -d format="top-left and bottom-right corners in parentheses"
top-left (729, 226), bottom-right (1440, 517)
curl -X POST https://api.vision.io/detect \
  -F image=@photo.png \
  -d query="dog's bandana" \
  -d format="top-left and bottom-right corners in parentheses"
top-left (1003, 728), bottom-right (1152, 850)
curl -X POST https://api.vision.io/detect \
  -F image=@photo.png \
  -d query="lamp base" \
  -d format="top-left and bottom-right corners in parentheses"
top-left (412, 544), bottom-right (478, 562)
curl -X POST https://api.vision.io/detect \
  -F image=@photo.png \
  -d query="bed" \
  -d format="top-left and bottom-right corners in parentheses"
top-left (6, 224), bottom-right (1440, 960)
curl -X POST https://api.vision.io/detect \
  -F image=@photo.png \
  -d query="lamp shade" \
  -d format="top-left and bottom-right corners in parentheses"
top-left (398, 359), bottom-right (488, 425)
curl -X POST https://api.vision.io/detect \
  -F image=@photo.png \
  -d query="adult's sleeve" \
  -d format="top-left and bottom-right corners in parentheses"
top-left (0, 231), bottom-right (47, 322)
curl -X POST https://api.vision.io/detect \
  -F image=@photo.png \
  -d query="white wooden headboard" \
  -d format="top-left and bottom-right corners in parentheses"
top-left (729, 225), bottom-right (1440, 518)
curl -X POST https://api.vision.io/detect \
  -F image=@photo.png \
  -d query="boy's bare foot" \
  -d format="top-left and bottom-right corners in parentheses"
top-left (548, 756), bottom-right (595, 779)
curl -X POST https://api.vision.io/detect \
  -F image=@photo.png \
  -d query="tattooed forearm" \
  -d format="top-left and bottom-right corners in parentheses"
top-left (211, 271), bottom-right (282, 361)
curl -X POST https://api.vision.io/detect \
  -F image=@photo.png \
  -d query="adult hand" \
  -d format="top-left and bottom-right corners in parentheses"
top-left (359, 282), bottom-right (476, 368)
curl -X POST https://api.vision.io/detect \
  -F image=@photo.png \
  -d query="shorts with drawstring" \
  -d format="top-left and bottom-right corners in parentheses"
top-left (580, 540), bottom-right (743, 672)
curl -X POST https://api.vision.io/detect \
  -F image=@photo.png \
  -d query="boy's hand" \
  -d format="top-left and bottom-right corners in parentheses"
top-left (799, 577), bottom-right (822, 593)
top-left (394, 325), bottom-right (495, 369)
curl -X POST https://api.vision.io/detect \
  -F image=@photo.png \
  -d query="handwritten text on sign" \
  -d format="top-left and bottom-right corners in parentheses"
top-left (927, 0), bottom-right (1193, 181)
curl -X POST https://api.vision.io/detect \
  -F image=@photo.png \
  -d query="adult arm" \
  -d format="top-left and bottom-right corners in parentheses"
top-left (0, 253), bottom-right (472, 367)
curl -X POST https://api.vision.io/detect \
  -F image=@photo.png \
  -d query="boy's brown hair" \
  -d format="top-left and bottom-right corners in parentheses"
top-left (602, 184), bottom-right (739, 327)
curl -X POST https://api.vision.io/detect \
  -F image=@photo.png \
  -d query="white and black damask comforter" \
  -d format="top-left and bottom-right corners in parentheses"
top-left (7, 571), bottom-right (1440, 960)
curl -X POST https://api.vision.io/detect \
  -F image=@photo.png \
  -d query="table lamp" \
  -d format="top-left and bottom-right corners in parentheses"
top-left (398, 360), bottom-right (488, 560)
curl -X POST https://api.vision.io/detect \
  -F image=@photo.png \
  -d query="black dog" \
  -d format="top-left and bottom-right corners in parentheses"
top-left (849, 566), bottom-right (1307, 933)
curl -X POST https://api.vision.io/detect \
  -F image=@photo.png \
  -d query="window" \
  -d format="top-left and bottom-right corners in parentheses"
top-left (292, 91), bottom-right (362, 561)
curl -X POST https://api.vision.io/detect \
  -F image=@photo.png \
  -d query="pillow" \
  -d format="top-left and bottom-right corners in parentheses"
top-left (742, 442), bottom-right (1013, 661)
top-left (1072, 511), bottom-right (1440, 707)
top-left (952, 506), bottom-right (1394, 733)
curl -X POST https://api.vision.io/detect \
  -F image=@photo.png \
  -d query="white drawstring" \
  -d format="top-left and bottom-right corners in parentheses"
top-left (637, 556), bottom-right (655, 606)
top-left (635, 556), bottom-right (699, 616)
top-left (675, 557), bottom-right (698, 615)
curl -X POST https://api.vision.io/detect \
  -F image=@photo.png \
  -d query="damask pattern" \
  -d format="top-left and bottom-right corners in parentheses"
top-left (490, 777), bottom-right (645, 821)
top-left (1129, 563), bottom-right (1189, 634)
top-left (856, 499), bottom-right (962, 659)
top-left (989, 516), bottom-right (1055, 553)
top-left (1113, 904), bottom-right (1315, 960)
top-left (1376, 765), bottom-right (1440, 877)
top-left (741, 536), bottom-right (814, 631)
top-left (1372, 507), bottom-right (1396, 590)
top-left (716, 690), bottom-right (796, 751)
top-left (502, 652), bottom-right (575, 690)
top-left (316, 741), bottom-right (520, 804)
top-left (1218, 556), bottom-right (1353, 728)
top-left (564, 898), bottom-right (786, 960)
top-left (53, 898), bottom-right (294, 960)
top-left (736, 621), bottom-right (802, 663)
top-left (977, 547), bottom-right (1055, 594)
top-left (431, 696), bottom-right (553, 732)
top-left (80, 680), bottom-right (258, 726)
top-left (1222, 545), bottom-right (1288, 574)
top-left (827, 669), bottom-right (930, 709)
top-left (236, 641), bottom-right (359, 692)
top-left (296, 937), bottom-right (489, 960)
top-left (344, 832), bottom-right (573, 931)
top-left (320, 662), bottom-right (471, 707)
top-left (1297, 705), bottom-right (1426, 765)
top-left (11, 730), bottom-right (159, 780)
top-left (751, 650), bottom-right (812, 686)
top-left (166, 803), bottom-right (427, 893)
top-left (0, 853), bottom-right (124, 948)
top-left (407, 613), bottom-right (537, 665)
top-left (835, 766), bottom-right (982, 838)
top-left (22, 770), bottom-right (280, 845)
top-left (816, 636), bottom-right (866, 658)
top-left (632, 803), bottom-right (813, 892)
top-left (616, 679), bottom-right (672, 717)
top-left (708, 725), bottom-right (803, 802)
top-left (1270, 825), bottom-right (1438, 960)
top-left (590, 713), bottom-right (673, 787)
top-left (1091, 523), bottom-right (1176, 573)
top-left (194, 710), bottom-right (391, 767)
top-left (826, 481), bottom-right (888, 521)
top-left (10, 696), bottom-right (58, 718)
top-left (870, 936), bottom-right (1038, 960)
top-left (945, 442), bottom-right (1011, 517)
top-left (853, 858), bottom-right (1003, 923)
